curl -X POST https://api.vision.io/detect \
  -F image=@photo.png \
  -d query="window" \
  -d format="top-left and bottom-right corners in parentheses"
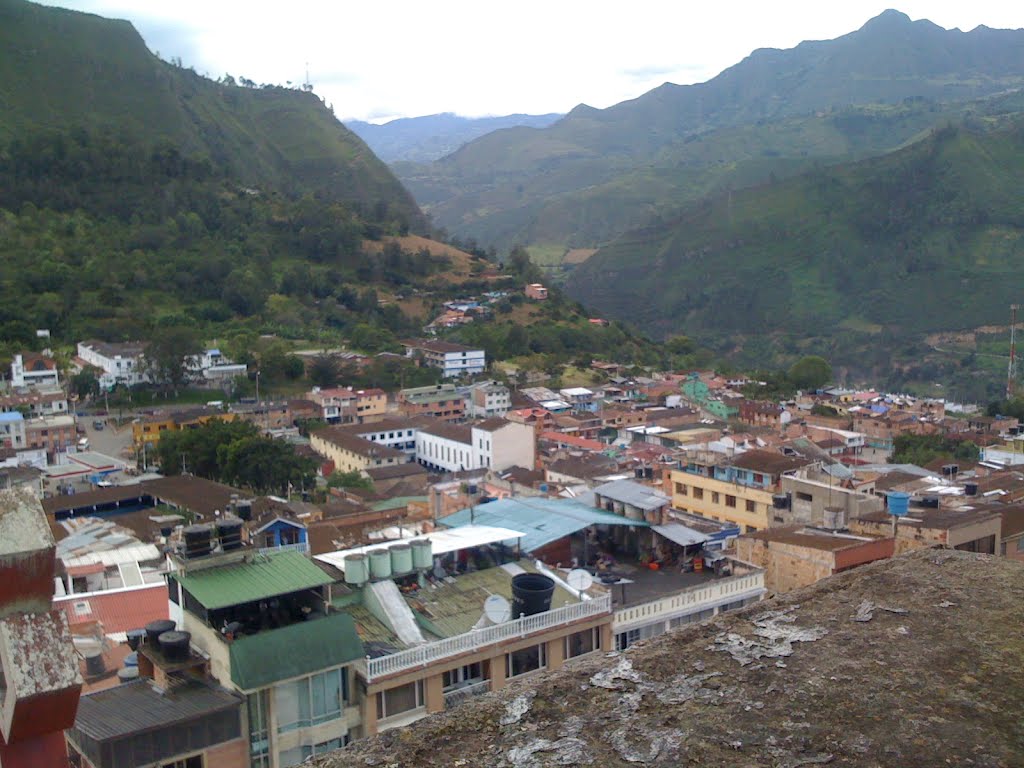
top-left (692, 487), bottom-right (704, 500)
top-left (377, 680), bottom-right (424, 720)
top-left (711, 492), bottom-right (719, 504)
top-left (160, 757), bottom-right (202, 768)
top-left (275, 669), bottom-right (345, 733)
top-left (745, 499), bottom-right (756, 513)
top-left (279, 737), bottom-right (349, 767)
top-left (565, 627), bottom-right (601, 658)
top-left (753, 473), bottom-right (765, 484)
top-left (674, 482), bottom-right (688, 496)
top-left (746, 526), bottom-right (758, 533)
top-left (442, 662), bottom-right (483, 691)
top-left (796, 492), bottom-right (813, 502)
top-left (506, 643), bottom-right (547, 678)
top-left (248, 690), bottom-right (270, 768)
top-left (725, 495), bottom-right (736, 508)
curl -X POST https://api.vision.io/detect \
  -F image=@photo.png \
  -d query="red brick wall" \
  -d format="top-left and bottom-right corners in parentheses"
top-left (204, 737), bottom-right (249, 768)
top-left (833, 538), bottom-right (895, 571)
top-left (0, 548), bottom-right (56, 617)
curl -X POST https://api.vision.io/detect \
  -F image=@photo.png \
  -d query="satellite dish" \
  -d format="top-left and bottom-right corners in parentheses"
top-left (567, 569), bottom-right (594, 592)
top-left (483, 594), bottom-right (511, 624)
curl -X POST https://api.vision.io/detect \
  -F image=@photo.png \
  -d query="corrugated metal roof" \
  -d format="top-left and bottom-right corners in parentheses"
top-left (593, 479), bottom-right (670, 511)
top-left (652, 523), bottom-right (708, 548)
top-left (72, 678), bottom-right (242, 741)
top-left (229, 612), bottom-right (363, 691)
top-left (174, 550), bottom-right (332, 610)
top-left (440, 497), bottom-right (647, 552)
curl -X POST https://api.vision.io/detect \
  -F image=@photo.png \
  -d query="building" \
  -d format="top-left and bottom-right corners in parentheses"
top-left (186, 347), bottom-right (248, 385)
top-left (25, 413), bottom-right (77, 458)
top-left (397, 384), bottom-right (466, 423)
top-left (168, 544), bottom-right (365, 766)
top-left (524, 283), bottom-right (548, 300)
top-left (559, 387), bottom-right (596, 413)
top-left (737, 399), bottom-right (791, 428)
top-left (0, 411), bottom-right (26, 450)
top-left (0, 388), bottom-right (69, 419)
top-left (668, 449), bottom-right (816, 533)
top-left (401, 340), bottom-right (485, 378)
top-left (416, 419), bottom-right (535, 474)
top-left (310, 427), bottom-right (411, 476)
top-left (309, 388), bottom-right (388, 425)
top-left (76, 340), bottom-right (150, 390)
top-left (463, 380), bottom-right (511, 419)
top-left (10, 352), bottom-right (59, 389)
top-left (132, 407), bottom-right (236, 450)
top-left (735, 526), bottom-right (894, 593)
top-left (775, 472), bottom-right (884, 528)
top-left (314, 526), bottom-right (612, 737)
top-left (0, 489), bottom-right (82, 768)
top-left (849, 505), bottom-right (1001, 555)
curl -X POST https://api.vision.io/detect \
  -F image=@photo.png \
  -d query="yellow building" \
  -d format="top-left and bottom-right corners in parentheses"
top-left (353, 388), bottom-right (388, 422)
top-left (309, 426), bottom-right (409, 474)
top-left (132, 408), bottom-right (235, 449)
top-left (669, 470), bottom-right (773, 533)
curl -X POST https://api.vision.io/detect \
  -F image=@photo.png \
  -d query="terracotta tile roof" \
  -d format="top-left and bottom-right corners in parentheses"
top-left (539, 431), bottom-right (605, 451)
top-left (55, 584), bottom-right (169, 636)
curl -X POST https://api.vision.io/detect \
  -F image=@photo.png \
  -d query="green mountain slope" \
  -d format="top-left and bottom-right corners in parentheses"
top-left (399, 10), bottom-right (1024, 252)
top-left (566, 117), bottom-right (1024, 373)
top-left (0, 0), bottom-right (423, 222)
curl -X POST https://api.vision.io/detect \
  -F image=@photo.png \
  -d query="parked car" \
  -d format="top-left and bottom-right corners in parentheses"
top-left (92, 420), bottom-right (105, 430)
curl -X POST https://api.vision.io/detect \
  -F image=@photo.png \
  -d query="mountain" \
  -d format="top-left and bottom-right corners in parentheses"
top-left (346, 113), bottom-right (562, 163)
top-left (398, 10), bottom-right (1024, 253)
top-left (566, 116), bottom-right (1024, 381)
top-left (0, 0), bottom-right (423, 224)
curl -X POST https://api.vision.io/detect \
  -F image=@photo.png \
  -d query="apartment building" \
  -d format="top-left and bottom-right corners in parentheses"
top-left (397, 384), bottom-right (465, 423)
top-left (310, 426), bottom-right (411, 475)
top-left (463, 380), bottom-right (511, 419)
top-left (401, 340), bottom-right (486, 378)
top-left (10, 352), bottom-right (59, 389)
top-left (669, 449), bottom-right (815, 532)
top-left (77, 340), bottom-right (150, 389)
top-left (416, 419), bottom-right (536, 474)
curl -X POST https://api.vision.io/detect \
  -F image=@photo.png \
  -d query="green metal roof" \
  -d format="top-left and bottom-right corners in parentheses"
top-left (440, 496), bottom-right (648, 552)
top-left (369, 496), bottom-right (428, 512)
top-left (175, 550), bottom-right (333, 610)
top-left (229, 612), bottom-right (363, 691)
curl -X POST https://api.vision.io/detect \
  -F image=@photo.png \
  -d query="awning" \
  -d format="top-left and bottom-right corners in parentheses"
top-left (652, 523), bottom-right (708, 548)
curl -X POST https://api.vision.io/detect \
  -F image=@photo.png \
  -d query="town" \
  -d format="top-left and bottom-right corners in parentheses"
top-left (1, 317), bottom-right (1022, 767)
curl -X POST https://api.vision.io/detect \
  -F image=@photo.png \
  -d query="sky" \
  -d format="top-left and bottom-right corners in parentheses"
top-left (43, 1), bottom-right (1024, 124)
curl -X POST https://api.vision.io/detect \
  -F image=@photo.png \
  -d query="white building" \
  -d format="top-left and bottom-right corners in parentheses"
top-left (463, 380), bottom-right (511, 419)
top-left (10, 353), bottom-right (59, 389)
top-left (402, 340), bottom-right (486, 378)
top-left (186, 348), bottom-right (247, 384)
top-left (77, 340), bottom-right (150, 389)
top-left (416, 419), bottom-right (535, 473)
top-left (0, 412), bottom-right (27, 450)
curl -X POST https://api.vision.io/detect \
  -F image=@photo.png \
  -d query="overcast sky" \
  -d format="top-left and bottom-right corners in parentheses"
top-left (43, 1), bottom-right (1024, 124)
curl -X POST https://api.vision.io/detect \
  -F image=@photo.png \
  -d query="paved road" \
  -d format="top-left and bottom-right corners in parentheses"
top-left (81, 417), bottom-right (134, 462)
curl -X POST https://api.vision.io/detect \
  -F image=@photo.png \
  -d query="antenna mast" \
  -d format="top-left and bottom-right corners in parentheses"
top-left (1009, 304), bottom-right (1019, 400)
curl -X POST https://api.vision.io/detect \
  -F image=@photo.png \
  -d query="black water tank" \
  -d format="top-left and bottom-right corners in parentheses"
top-left (235, 499), bottom-right (253, 521)
top-left (145, 619), bottom-right (176, 646)
top-left (964, 482), bottom-right (979, 496)
top-left (921, 496), bottom-right (940, 508)
top-left (644, 467), bottom-right (654, 479)
top-left (158, 630), bottom-right (191, 662)
top-left (773, 493), bottom-right (790, 509)
top-left (183, 524), bottom-right (213, 558)
top-left (217, 517), bottom-right (244, 551)
top-left (511, 573), bottom-right (555, 619)
top-left (126, 628), bottom-right (146, 651)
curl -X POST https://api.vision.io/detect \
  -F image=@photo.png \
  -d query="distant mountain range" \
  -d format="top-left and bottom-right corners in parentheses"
top-left (347, 112), bottom-right (563, 163)
top-left (395, 10), bottom-right (1024, 253)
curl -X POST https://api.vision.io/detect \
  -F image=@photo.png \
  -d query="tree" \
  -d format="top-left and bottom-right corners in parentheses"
top-left (71, 367), bottom-right (101, 399)
top-left (326, 470), bottom-right (373, 492)
top-left (146, 325), bottom-right (202, 394)
top-left (308, 355), bottom-right (341, 388)
top-left (788, 355), bottom-right (832, 391)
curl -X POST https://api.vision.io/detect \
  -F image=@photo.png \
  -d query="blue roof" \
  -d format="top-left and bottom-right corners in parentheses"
top-left (0, 411), bottom-right (24, 423)
top-left (440, 497), bottom-right (647, 552)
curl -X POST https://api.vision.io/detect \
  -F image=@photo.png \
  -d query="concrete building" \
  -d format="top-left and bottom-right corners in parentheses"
top-left (10, 352), bottom-right (59, 389)
top-left (416, 419), bottom-right (535, 474)
top-left (25, 413), bottom-right (77, 458)
top-left (310, 427), bottom-right (411, 476)
top-left (309, 388), bottom-right (388, 425)
top-left (524, 283), bottom-right (548, 300)
top-left (187, 347), bottom-right (248, 386)
top-left (849, 505), bottom-right (1001, 555)
top-left (463, 380), bottom-right (511, 419)
top-left (401, 340), bottom-right (485, 378)
top-left (168, 544), bottom-right (364, 766)
top-left (0, 388), bottom-right (69, 419)
top-left (735, 526), bottom-right (894, 593)
top-left (776, 472), bottom-right (884, 528)
top-left (397, 384), bottom-right (465, 423)
top-left (0, 489), bottom-right (83, 768)
top-left (0, 411), bottom-right (26, 450)
top-left (76, 340), bottom-right (150, 390)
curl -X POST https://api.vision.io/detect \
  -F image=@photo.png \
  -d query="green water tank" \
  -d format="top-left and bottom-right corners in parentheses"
top-left (390, 543), bottom-right (413, 575)
top-left (411, 539), bottom-right (433, 570)
top-left (368, 549), bottom-right (392, 580)
top-left (344, 554), bottom-right (369, 585)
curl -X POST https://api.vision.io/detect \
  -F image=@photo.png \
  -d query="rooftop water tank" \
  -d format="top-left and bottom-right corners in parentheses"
top-left (117, 666), bottom-right (139, 684)
top-left (183, 524), bottom-right (213, 558)
top-left (964, 482), bottom-right (979, 497)
top-left (83, 649), bottom-right (105, 677)
top-left (368, 549), bottom-right (392, 580)
top-left (344, 554), bottom-right (369, 586)
top-left (389, 543), bottom-right (413, 575)
top-left (216, 517), bottom-right (244, 551)
top-left (158, 630), bottom-right (191, 662)
top-left (888, 491), bottom-right (910, 517)
top-left (144, 619), bottom-right (176, 646)
top-left (126, 628), bottom-right (146, 651)
top-left (124, 652), bottom-right (138, 668)
top-left (235, 499), bottom-right (253, 521)
top-left (411, 539), bottom-right (433, 570)
top-left (511, 573), bottom-right (555, 619)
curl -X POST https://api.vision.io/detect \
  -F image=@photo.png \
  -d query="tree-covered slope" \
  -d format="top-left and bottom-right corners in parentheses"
top-left (567, 117), bottom-right (1024, 370)
top-left (0, 0), bottom-right (423, 223)
top-left (398, 10), bottom-right (1024, 252)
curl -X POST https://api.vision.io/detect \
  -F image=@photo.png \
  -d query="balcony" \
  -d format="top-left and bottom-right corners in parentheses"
top-left (365, 594), bottom-right (612, 682)
top-left (443, 679), bottom-right (490, 709)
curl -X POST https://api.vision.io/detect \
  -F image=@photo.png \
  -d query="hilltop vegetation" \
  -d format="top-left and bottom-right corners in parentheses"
top-left (568, 117), bottom-right (1024, 393)
top-left (397, 11), bottom-right (1024, 254)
